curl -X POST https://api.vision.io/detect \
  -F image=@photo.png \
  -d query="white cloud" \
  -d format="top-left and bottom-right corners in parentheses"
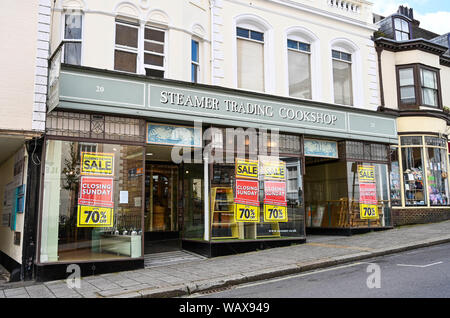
top-left (370, 0), bottom-right (449, 35)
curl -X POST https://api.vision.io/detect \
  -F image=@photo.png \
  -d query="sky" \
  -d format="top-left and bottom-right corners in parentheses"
top-left (370, 0), bottom-right (450, 35)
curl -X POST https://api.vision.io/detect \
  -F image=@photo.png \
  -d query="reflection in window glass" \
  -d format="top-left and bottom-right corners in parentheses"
top-left (40, 140), bottom-right (144, 263)
top-left (182, 164), bottom-right (204, 240)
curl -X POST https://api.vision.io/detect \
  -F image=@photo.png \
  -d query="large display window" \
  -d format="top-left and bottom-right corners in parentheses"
top-left (208, 130), bottom-right (304, 242)
top-left (392, 135), bottom-right (450, 207)
top-left (305, 141), bottom-right (392, 229)
top-left (40, 139), bottom-right (144, 263)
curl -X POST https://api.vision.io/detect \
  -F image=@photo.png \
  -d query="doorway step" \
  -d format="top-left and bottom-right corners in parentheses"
top-left (144, 250), bottom-right (206, 268)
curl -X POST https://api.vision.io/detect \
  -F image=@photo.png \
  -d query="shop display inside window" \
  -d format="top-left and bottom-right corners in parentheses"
top-left (426, 147), bottom-right (449, 206)
top-left (389, 147), bottom-right (401, 206)
top-left (40, 140), bottom-right (144, 263)
top-left (402, 147), bottom-right (426, 206)
top-left (210, 156), bottom-right (304, 241)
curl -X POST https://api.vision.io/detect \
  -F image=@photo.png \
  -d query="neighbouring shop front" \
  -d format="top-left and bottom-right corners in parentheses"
top-left (34, 61), bottom-right (398, 281)
top-left (385, 114), bottom-right (450, 225)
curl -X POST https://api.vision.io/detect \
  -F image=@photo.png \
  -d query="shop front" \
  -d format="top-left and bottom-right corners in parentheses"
top-left (387, 115), bottom-right (450, 225)
top-left (35, 62), bottom-right (398, 280)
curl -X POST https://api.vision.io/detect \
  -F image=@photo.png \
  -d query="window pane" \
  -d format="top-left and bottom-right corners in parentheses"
top-left (401, 136), bottom-right (423, 145)
top-left (333, 60), bottom-right (353, 106)
top-left (287, 39), bottom-right (298, 49)
top-left (40, 140), bottom-right (144, 263)
top-left (250, 30), bottom-right (264, 42)
top-left (400, 86), bottom-right (416, 104)
top-left (394, 18), bottom-right (402, 30)
top-left (401, 32), bottom-right (409, 41)
top-left (64, 42), bottom-right (81, 65)
top-left (191, 40), bottom-right (199, 63)
top-left (332, 50), bottom-right (340, 59)
top-left (114, 50), bottom-right (137, 73)
top-left (144, 42), bottom-right (164, 54)
top-left (427, 148), bottom-right (450, 206)
top-left (390, 147), bottom-right (401, 206)
top-left (115, 24), bottom-right (138, 48)
top-left (421, 69), bottom-right (437, 89)
top-left (191, 64), bottom-right (198, 83)
top-left (299, 42), bottom-right (311, 52)
top-left (401, 19), bottom-right (409, 32)
top-left (399, 68), bottom-right (414, 86)
top-left (144, 53), bottom-right (164, 67)
top-left (65, 15), bottom-right (82, 40)
top-left (237, 38), bottom-right (264, 91)
top-left (425, 136), bottom-right (446, 147)
top-left (145, 68), bottom-right (164, 78)
top-left (236, 27), bottom-right (249, 38)
top-left (288, 50), bottom-right (311, 99)
top-left (402, 147), bottom-right (426, 206)
top-left (422, 88), bottom-right (438, 106)
top-left (145, 28), bottom-right (165, 42)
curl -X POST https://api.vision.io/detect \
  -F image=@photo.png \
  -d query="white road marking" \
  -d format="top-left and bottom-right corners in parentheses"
top-left (233, 262), bottom-right (369, 290)
top-left (397, 261), bottom-right (443, 268)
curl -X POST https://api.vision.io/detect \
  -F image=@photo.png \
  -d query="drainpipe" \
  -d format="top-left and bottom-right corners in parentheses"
top-left (376, 44), bottom-right (385, 109)
top-left (209, 0), bottom-right (215, 84)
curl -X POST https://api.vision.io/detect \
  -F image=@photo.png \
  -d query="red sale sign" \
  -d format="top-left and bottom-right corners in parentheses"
top-left (359, 183), bottom-right (377, 205)
top-left (264, 181), bottom-right (287, 206)
top-left (78, 176), bottom-right (114, 208)
top-left (235, 179), bottom-right (259, 204)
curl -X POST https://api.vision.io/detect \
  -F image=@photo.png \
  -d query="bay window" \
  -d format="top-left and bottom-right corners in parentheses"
top-left (396, 64), bottom-right (442, 109)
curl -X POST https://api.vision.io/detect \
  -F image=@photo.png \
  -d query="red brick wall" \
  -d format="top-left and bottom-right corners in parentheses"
top-left (392, 208), bottom-right (450, 226)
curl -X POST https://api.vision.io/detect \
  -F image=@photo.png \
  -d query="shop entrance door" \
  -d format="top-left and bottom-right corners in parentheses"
top-left (144, 163), bottom-right (180, 253)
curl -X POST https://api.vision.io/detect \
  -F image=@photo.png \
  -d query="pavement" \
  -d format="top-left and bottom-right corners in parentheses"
top-left (1, 220), bottom-right (450, 298)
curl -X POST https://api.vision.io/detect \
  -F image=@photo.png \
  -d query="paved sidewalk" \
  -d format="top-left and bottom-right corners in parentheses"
top-left (1, 220), bottom-right (450, 298)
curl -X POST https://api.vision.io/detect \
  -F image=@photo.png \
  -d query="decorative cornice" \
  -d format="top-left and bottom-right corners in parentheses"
top-left (375, 37), bottom-right (448, 56)
top-left (377, 106), bottom-right (450, 124)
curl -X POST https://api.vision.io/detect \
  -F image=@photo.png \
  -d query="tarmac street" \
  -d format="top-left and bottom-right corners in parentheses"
top-left (1, 220), bottom-right (450, 298)
top-left (193, 243), bottom-right (450, 298)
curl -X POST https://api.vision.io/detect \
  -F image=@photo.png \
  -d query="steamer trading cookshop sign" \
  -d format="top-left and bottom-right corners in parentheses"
top-left (57, 67), bottom-right (398, 143)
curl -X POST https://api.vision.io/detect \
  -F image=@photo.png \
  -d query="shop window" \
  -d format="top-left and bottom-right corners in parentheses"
top-left (390, 146), bottom-right (401, 206)
top-left (287, 39), bottom-right (311, 99)
top-left (332, 50), bottom-right (353, 106)
top-left (402, 147), bottom-right (426, 206)
top-left (396, 65), bottom-right (442, 109)
top-left (236, 27), bottom-right (265, 92)
top-left (63, 13), bottom-right (83, 65)
top-left (40, 140), bottom-right (144, 263)
top-left (398, 135), bottom-right (449, 207)
top-left (210, 156), bottom-right (303, 241)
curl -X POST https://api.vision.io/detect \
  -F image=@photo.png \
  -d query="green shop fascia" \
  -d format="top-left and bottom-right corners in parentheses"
top-left (35, 63), bottom-right (398, 280)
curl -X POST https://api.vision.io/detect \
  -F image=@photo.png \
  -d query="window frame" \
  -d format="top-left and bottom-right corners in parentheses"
top-left (287, 38), bottom-right (312, 100)
top-left (393, 17), bottom-right (411, 41)
top-left (331, 49), bottom-right (354, 106)
top-left (62, 12), bottom-right (83, 65)
top-left (114, 20), bottom-right (140, 74)
top-left (191, 39), bottom-right (200, 83)
top-left (235, 26), bottom-right (266, 92)
top-left (143, 25), bottom-right (167, 78)
top-left (396, 64), bottom-right (443, 110)
top-left (396, 134), bottom-right (450, 207)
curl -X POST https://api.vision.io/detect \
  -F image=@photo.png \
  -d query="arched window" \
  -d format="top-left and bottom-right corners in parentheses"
top-left (330, 39), bottom-right (362, 107)
top-left (233, 14), bottom-right (273, 92)
top-left (286, 27), bottom-right (319, 100)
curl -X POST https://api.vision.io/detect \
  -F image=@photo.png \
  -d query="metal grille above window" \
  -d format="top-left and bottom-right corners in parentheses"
top-left (342, 141), bottom-right (389, 162)
top-left (46, 111), bottom-right (146, 143)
